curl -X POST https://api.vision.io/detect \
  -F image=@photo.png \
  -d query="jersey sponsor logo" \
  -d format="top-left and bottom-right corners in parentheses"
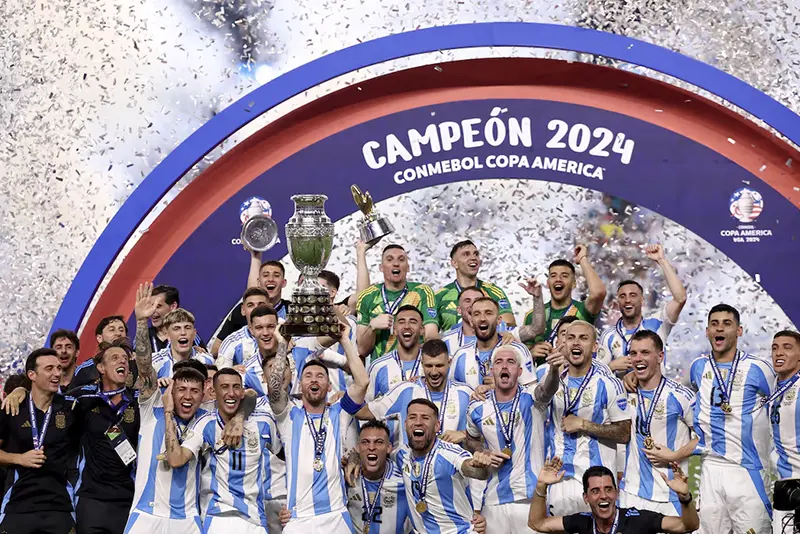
top-left (617, 396), bottom-right (628, 411)
top-left (55, 412), bottom-right (67, 429)
top-left (427, 307), bottom-right (436, 318)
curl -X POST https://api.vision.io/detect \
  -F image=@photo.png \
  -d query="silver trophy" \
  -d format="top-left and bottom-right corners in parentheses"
top-left (351, 184), bottom-right (394, 245)
top-left (240, 197), bottom-right (279, 252)
top-left (280, 194), bottom-right (340, 337)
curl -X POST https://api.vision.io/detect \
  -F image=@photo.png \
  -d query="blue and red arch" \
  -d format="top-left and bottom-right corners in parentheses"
top-left (49, 23), bottom-right (800, 353)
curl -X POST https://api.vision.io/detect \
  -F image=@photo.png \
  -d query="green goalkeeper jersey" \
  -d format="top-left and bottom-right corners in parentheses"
top-left (434, 279), bottom-right (513, 331)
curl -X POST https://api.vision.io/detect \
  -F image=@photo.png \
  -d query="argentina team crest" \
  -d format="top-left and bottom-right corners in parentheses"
top-left (55, 412), bottom-right (67, 429)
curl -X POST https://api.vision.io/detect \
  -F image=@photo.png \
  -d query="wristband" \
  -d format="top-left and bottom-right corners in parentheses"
top-left (535, 487), bottom-right (547, 498)
top-left (678, 493), bottom-right (693, 505)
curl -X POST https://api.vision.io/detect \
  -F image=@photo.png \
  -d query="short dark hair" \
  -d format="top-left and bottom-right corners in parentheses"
top-left (4, 374), bottom-right (28, 395)
top-left (213, 367), bottom-right (242, 385)
top-left (301, 360), bottom-right (329, 376)
top-left (421, 339), bottom-right (449, 359)
top-left (582, 465), bottom-right (617, 493)
top-left (774, 330), bottom-right (800, 344)
top-left (471, 297), bottom-right (499, 311)
top-left (708, 303), bottom-right (740, 325)
top-left (396, 304), bottom-right (423, 321)
top-left (548, 259), bottom-right (576, 275)
top-left (617, 280), bottom-right (643, 294)
top-left (172, 367), bottom-right (206, 388)
top-left (457, 286), bottom-right (484, 301)
top-left (49, 329), bottom-right (80, 351)
top-left (407, 398), bottom-right (439, 418)
top-left (359, 419), bottom-right (391, 439)
top-left (25, 348), bottom-right (58, 374)
top-left (152, 284), bottom-right (180, 307)
top-left (260, 260), bottom-right (285, 276)
top-left (630, 330), bottom-right (664, 352)
top-left (382, 244), bottom-right (405, 256)
top-left (173, 359), bottom-right (209, 380)
top-left (449, 239), bottom-right (476, 259)
top-left (554, 315), bottom-right (580, 336)
top-left (250, 305), bottom-right (278, 323)
top-left (92, 338), bottom-right (133, 366)
top-left (242, 287), bottom-right (270, 302)
top-left (318, 270), bottom-right (340, 291)
top-left (94, 315), bottom-right (128, 337)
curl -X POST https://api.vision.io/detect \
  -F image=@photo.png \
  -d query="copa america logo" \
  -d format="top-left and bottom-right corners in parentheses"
top-left (729, 188), bottom-right (764, 223)
top-left (239, 197), bottom-right (273, 224)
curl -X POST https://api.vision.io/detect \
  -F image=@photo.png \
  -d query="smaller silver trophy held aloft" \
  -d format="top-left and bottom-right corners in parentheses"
top-left (280, 194), bottom-right (340, 338)
top-left (239, 197), bottom-right (279, 252)
top-left (351, 184), bottom-right (394, 245)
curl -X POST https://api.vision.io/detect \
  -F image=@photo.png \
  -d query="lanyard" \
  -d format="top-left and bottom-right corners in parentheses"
top-left (615, 318), bottom-right (643, 356)
top-left (381, 284), bottom-right (408, 315)
top-left (412, 440), bottom-right (439, 503)
top-left (394, 350), bottom-right (422, 381)
top-left (636, 377), bottom-right (666, 437)
top-left (759, 372), bottom-right (800, 413)
top-left (592, 509), bottom-right (619, 534)
top-left (213, 412), bottom-right (229, 454)
top-left (28, 395), bottom-right (53, 450)
top-left (474, 338), bottom-right (499, 379)
top-left (424, 380), bottom-right (450, 432)
top-left (304, 405), bottom-right (328, 459)
top-left (491, 387), bottom-right (521, 450)
top-left (708, 351), bottom-right (742, 409)
top-left (361, 466), bottom-right (390, 529)
top-left (561, 364), bottom-right (595, 417)
top-left (98, 387), bottom-right (130, 420)
top-left (546, 302), bottom-right (576, 344)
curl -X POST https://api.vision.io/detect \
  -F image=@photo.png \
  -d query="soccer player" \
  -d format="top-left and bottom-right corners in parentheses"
top-left (356, 245), bottom-right (438, 360)
top-left (767, 330), bottom-right (800, 533)
top-left (450, 298), bottom-right (535, 388)
top-left (619, 330), bottom-right (697, 515)
top-left (689, 304), bottom-right (775, 534)
top-left (137, 284), bottom-right (205, 352)
top-left (215, 287), bottom-right (271, 368)
top-left (522, 245), bottom-right (606, 344)
top-left (464, 343), bottom-right (562, 533)
top-left (366, 305), bottom-right (425, 402)
top-left (440, 286), bottom-right (483, 355)
top-left (70, 314), bottom-right (136, 388)
top-left (267, 319), bottom-right (368, 533)
top-left (435, 240), bottom-right (515, 330)
top-left (597, 244), bottom-right (687, 373)
top-left (49, 328), bottom-right (80, 390)
top-left (395, 399), bottom-right (502, 534)
top-left (545, 321), bottom-right (631, 516)
top-left (356, 339), bottom-right (473, 446)
top-left (0, 349), bottom-right (80, 534)
top-left (150, 308), bottom-right (214, 378)
top-left (69, 338), bottom-right (142, 534)
top-left (528, 459), bottom-right (699, 533)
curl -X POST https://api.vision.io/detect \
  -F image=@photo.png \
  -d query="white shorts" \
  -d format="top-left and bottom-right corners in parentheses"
top-left (619, 490), bottom-right (681, 516)
top-left (772, 509), bottom-right (796, 534)
top-left (698, 459), bottom-right (771, 534)
top-left (547, 477), bottom-right (590, 517)
top-left (469, 478), bottom-right (487, 511)
top-left (124, 511), bottom-right (203, 534)
top-left (203, 513), bottom-right (268, 534)
top-left (482, 499), bottom-right (540, 534)
top-left (265, 497), bottom-right (287, 534)
top-left (283, 508), bottom-right (354, 534)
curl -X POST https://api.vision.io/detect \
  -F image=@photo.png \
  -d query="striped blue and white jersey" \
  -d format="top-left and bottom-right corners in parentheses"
top-left (689, 352), bottom-right (775, 469)
top-left (254, 397), bottom-right (287, 500)
top-left (367, 350), bottom-right (423, 402)
top-left (597, 306), bottom-right (674, 367)
top-left (547, 363), bottom-right (632, 480)
top-left (152, 345), bottom-right (214, 379)
top-left (276, 396), bottom-right (362, 519)
top-left (621, 378), bottom-right (695, 503)
top-left (182, 408), bottom-right (280, 527)
top-left (770, 376), bottom-right (800, 479)
top-left (368, 379), bottom-right (473, 446)
top-left (441, 324), bottom-right (475, 356)
top-left (395, 441), bottom-right (476, 534)
top-left (449, 338), bottom-right (536, 389)
top-left (130, 392), bottom-right (208, 519)
top-left (242, 346), bottom-right (349, 400)
top-left (215, 326), bottom-right (257, 368)
top-left (466, 384), bottom-right (550, 506)
top-left (346, 464), bottom-right (412, 534)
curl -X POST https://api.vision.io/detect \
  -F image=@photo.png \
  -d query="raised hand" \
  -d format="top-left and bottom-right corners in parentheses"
top-left (162, 382), bottom-right (175, 413)
top-left (538, 456), bottom-right (565, 486)
top-left (134, 282), bottom-right (157, 321)
top-left (545, 343), bottom-right (566, 369)
top-left (644, 244), bottom-right (665, 262)
top-left (660, 462), bottom-right (690, 498)
top-left (519, 277), bottom-right (542, 298)
top-left (574, 244), bottom-right (588, 264)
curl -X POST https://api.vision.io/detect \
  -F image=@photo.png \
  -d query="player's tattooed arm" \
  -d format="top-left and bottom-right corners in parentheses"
top-left (580, 419), bottom-right (631, 444)
top-left (518, 278), bottom-right (546, 342)
top-left (268, 340), bottom-right (290, 415)
top-left (163, 384), bottom-right (193, 468)
top-left (463, 432), bottom-right (485, 454)
top-left (133, 282), bottom-right (158, 400)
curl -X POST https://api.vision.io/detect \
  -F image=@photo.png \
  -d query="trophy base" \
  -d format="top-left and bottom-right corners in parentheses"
top-left (279, 289), bottom-right (340, 338)
top-left (359, 217), bottom-right (395, 246)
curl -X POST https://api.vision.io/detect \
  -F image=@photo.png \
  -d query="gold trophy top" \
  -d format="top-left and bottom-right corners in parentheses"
top-left (351, 184), bottom-right (375, 218)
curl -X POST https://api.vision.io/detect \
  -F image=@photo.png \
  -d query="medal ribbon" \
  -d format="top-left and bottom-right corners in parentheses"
top-left (424, 379), bottom-right (450, 432)
top-left (394, 350), bottom-right (422, 382)
top-left (561, 364), bottom-right (596, 417)
top-left (636, 377), bottom-right (666, 438)
top-left (756, 371), bottom-right (800, 414)
top-left (98, 386), bottom-right (130, 419)
top-left (708, 350), bottom-right (741, 410)
top-left (361, 465), bottom-right (390, 528)
top-left (381, 284), bottom-right (409, 315)
top-left (28, 394), bottom-right (53, 450)
top-left (615, 318), bottom-right (643, 356)
top-left (592, 508), bottom-right (619, 534)
top-left (213, 411), bottom-right (229, 454)
top-left (546, 302), bottom-right (576, 344)
top-left (304, 405), bottom-right (328, 461)
top-left (474, 336), bottom-right (501, 379)
top-left (491, 386), bottom-right (521, 451)
top-left (413, 439), bottom-right (439, 504)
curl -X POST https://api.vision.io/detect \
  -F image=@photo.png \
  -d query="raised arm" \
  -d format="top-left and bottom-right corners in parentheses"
top-left (134, 282), bottom-right (159, 400)
top-left (342, 322), bottom-right (368, 404)
top-left (267, 340), bottom-right (291, 416)
top-left (574, 244), bottom-right (606, 316)
top-left (348, 240), bottom-right (373, 315)
top-left (528, 457), bottom-right (567, 533)
top-left (646, 245), bottom-right (687, 324)
top-left (534, 347), bottom-right (565, 405)
top-left (517, 278), bottom-right (546, 343)
top-left (577, 419), bottom-right (631, 444)
top-left (246, 249), bottom-right (263, 290)
top-left (659, 463), bottom-right (700, 533)
top-left (163, 384), bottom-right (194, 468)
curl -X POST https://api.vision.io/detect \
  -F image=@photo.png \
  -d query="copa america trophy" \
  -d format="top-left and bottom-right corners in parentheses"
top-left (280, 194), bottom-right (341, 338)
top-left (351, 184), bottom-right (395, 245)
top-left (239, 197), bottom-right (279, 252)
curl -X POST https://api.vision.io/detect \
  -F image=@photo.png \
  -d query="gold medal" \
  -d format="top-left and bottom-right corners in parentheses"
top-left (720, 402), bottom-right (732, 414)
top-left (156, 452), bottom-right (167, 461)
top-left (501, 447), bottom-right (512, 456)
top-left (415, 501), bottom-right (428, 513)
top-left (363, 524), bottom-right (369, 534)
top-left (313, 457), bottom-right (324, 472)
top-left (643, 436), bottom-right (655, 450)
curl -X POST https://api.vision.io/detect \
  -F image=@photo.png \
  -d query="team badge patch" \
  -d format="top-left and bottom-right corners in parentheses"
top-left (498, 299), bottom-right (509, 309)
top-left (126, 373), bottom-right (134, 387)
top-left (617, 397), bottom-right (628, 411)
top-left (427, 308), bottom-right (436, 318)
top-left (55, 413), bottom-right (67, 429)
top-left (123, 407), bottom-right (136, 423)
top-left (382, 494), bottom-right (396, 507)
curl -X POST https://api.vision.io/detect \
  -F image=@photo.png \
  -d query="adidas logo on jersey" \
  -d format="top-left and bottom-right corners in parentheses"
top-left (21, 420), bottom-right (31, 428)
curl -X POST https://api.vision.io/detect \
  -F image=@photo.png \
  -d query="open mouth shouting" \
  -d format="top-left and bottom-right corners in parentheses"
top-left (622, 304), bottom-right (635, 315)
top-left (552, 281), bottom-right (565, 294)
top-left (114, 365), bottom-right (127, 381)
top-left (476, 322), bottom-right (491, 335)
top-left (596, 501), bottom-right (613, 514)
top-left (365, 453), bottom-right (380, 469)
top-left (48, 375), bottom-right (61, 390)
top-left (712, 335), bottom-right (727, 349)
top-left (391, 268), bottom-right (402, 277)
top-left (176, 336), bottom-right (191, 350)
